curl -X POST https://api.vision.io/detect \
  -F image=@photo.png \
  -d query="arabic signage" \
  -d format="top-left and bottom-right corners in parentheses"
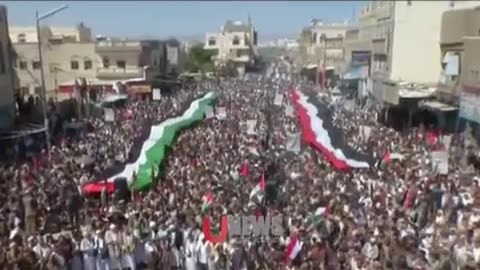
top-left (460, 85), bottom-right (480, 124)
top-left (127, 83), bottom-right (152, 94)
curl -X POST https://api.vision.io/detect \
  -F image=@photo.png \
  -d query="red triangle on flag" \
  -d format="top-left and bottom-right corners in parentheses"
top-left (383, 151), bottom-right (391, 162)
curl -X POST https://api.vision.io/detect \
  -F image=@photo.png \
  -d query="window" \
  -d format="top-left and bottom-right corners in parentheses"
top-left (70, 60), bottom-right (79, 70)
top-left (208, 38), bottom-right (216, 46)
top-left (17, 34), bottom-right (26, 43)
top-left (0, 41), bottom-right (4, 74)
top-left (84, 60), bottom-right (92, 70)
top-left (102, 57), bottom-right (110, 68)
top-left (32, 61), bottom-right (41, 70)
top-left (232, 36), bottom-right (240, 45)
top-left (19, 61), bottom-right (27, 70)
top-left (116, 60), bottom-right (126, 68)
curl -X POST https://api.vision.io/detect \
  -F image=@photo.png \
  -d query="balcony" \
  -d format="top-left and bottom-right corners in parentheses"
top-left (95, 40), bottom-right (141, 53)
top-left (96, 66), bottom-right (143, 79)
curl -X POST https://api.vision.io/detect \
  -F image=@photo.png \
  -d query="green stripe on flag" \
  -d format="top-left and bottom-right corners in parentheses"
top-left (134, 92), bottom-right (216, 190)
top-left (109, 92), bottom-right (216, 190)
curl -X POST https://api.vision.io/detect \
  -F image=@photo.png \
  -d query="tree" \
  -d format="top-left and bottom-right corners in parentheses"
top-left (185, 44), bottom-right (216, 74)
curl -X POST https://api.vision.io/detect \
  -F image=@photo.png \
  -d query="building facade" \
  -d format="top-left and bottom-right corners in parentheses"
top-left (345, 1), bottom-right (480, 105)
top-left (0, 5), bottom-right (15, 129)
top-left (95, 38), bottom-right (143, 81)
top-left (298, 19), bottom-right (351, 74)
top-left (204, 20), bottom-right (258, 74)
top-left (436, 5), bottom-right (480, 127)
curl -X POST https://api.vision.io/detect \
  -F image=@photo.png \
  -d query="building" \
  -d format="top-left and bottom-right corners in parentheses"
top-left (345, 1), bottom-right (480, 105)
top-left (435, 5), bottom-right (480, 130)
top-left (9, 23), bottom-right (92, 43)
top-left (11, 24), bottom-right (99, 100)
top-left (298, 19), bottom-right (351, 75)
top-left (204, 19), bottom-right (258, 75)
top-left (0, 5), bottom-right (15, 129)
top-left (94, 38), bottom-right (143, 81)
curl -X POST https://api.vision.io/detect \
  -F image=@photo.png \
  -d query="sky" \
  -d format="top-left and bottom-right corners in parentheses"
top-left (2, 1), bottom-right (367, 41)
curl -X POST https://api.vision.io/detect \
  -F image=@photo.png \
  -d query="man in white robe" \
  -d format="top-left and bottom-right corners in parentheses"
top-left (80, 231), bottom-right (96, 270)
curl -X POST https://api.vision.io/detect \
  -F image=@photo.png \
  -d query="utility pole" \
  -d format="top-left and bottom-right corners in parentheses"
top-left (322, 41), bottom-right (327, 90)
top-left (36, 4), bottom-right (68, 152)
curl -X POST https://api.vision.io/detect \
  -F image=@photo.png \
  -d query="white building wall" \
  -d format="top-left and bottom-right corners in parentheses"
top-left (205, 29), bottom-right (253, 65)
top-left (390, 0), bottom-right (480, 84)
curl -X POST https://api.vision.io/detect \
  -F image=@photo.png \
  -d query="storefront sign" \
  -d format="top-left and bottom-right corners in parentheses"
top-left (460, 85), bottom-right (480, 124)
top-left (127, 84), bottom-right (151, 94)
top-left (351, 51), bottom-right (371, 66)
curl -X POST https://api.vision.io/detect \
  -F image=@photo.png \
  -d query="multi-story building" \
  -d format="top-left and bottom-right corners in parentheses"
top-left (346, 1), bottom-right (480, 105)
top-left (204, 20), bottom-right (258, 75)
top-left (95, 38), bottom-right (143, 81)
top-left (436, 5), bottom-right (480, 128)
top-left (0, 5), bottom-right (15, 129)
top-left (298, 19), bottom-right (351, 75)
top-left (11, 24), bottom-right (98, 99)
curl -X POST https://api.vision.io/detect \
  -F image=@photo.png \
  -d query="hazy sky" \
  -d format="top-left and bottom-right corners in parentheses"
top-left (3, 1), bottom-right (367, 39)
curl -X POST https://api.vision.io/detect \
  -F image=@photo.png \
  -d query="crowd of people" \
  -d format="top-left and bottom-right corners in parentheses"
top-left (1, 60), bottom-right (480, 270)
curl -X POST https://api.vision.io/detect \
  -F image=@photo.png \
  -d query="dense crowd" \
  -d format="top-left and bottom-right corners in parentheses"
top-left (1, 61), bottom-right (480, 270)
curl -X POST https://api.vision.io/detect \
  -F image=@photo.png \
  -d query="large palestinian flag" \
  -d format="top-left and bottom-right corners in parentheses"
top-left (83, 91), bottom-right (216, 194)
top-left (290, 89), bottom-right (376, 170)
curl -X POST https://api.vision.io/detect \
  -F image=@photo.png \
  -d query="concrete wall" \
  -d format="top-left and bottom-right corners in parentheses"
top-left (462, 37), bottom-right (480, 87)
top-left (14, 42), bottom-right (97, 96)
top-left (441, 6), bottom-right (480, 44)
top-left (390, 1), bottom-right (479, 84)
top-left (9, 24), bottom-right (92, 43)
top-left (0, 5), bottom-right (15, 129)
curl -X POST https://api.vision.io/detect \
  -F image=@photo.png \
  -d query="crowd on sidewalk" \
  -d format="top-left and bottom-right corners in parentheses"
top-left (1, 64), bottom-right (480, 270)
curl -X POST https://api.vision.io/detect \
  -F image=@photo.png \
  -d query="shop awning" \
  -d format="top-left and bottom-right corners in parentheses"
top-left (420, 100), bottom-right (458, 112)
top-left (343, 66), bottom-right (368, 80)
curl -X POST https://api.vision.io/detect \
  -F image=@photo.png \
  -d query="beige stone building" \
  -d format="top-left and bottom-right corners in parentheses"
top-left (10, 24), bottom-right (148, 100)
top-left (344, 1), bottom-right (480, 105)
top-left (298, 19), bottom-right (351, 74)
top-left (11, 24), bottom-right (98, 99)
top-left (95, 38), bottom-right (143, 81)
top-left (0, 5), bottom-right (15, 129)
top-left (436, 5), bottom-right (480, 125)
top-left (204, 20), bottom-right (258, 75)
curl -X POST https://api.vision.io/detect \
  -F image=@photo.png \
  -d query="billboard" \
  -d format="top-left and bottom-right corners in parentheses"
top-left (460, 85), bottom-right (480, 124)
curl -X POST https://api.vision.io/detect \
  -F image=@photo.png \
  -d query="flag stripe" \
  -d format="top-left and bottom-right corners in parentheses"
top-left (284, 235), bottom-right (302, 262)
top-left (83, 92), bottom-right (216, 194)
top-left (290, 89), bottom-right (375, 170)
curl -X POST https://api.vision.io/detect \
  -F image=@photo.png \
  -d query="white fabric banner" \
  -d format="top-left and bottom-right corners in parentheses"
top-left (274, 93), bottom-right (284, 106)
top-left (359, 126), bottom-right (372, 140)
top-left (152, 88), bottom-right (161, 100)
top-left (216, 107), bottom-right (227, 120)
top-left (431, 151), bottom-right (449, 175)
top-left (205, 106), bottom-right (215, 119)
top-left (104, 108), bottom-right (115, 122)
top-left (286, 132), bottom-right (301, 153)
top-left (246, 120), bottom-right (257, 135)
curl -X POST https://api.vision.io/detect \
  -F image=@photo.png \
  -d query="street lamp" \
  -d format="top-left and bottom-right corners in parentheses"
top-left (36, 4), bottom-right (68, 152)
